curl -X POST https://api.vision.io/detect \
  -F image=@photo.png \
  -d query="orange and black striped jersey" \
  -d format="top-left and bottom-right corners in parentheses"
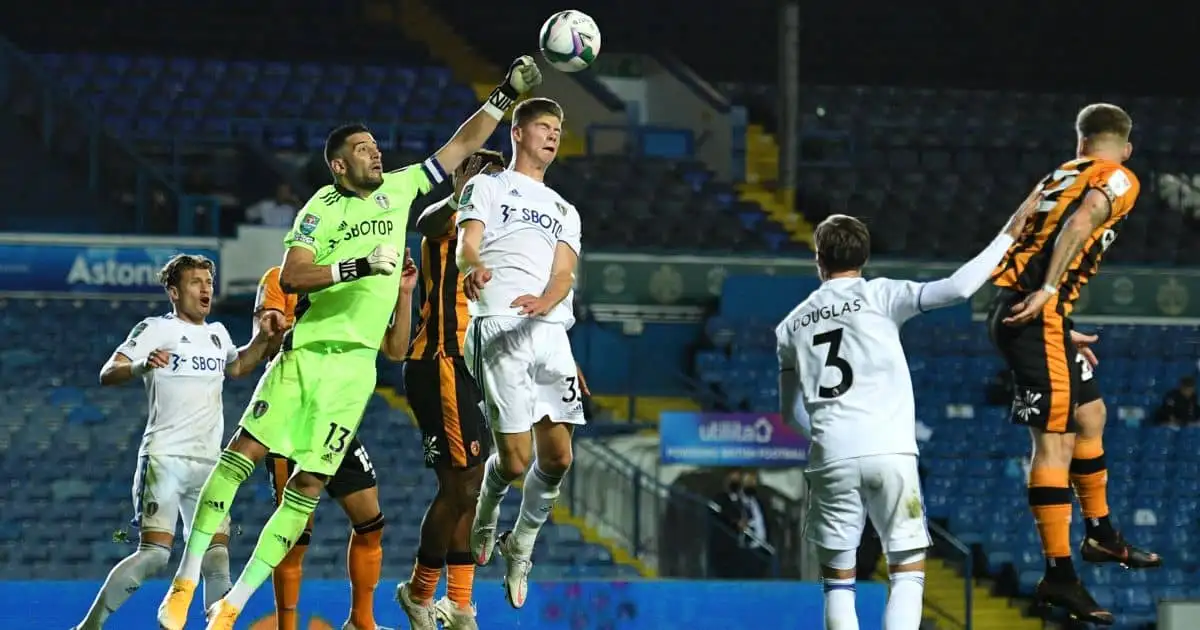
top-left (407, 214), bottom-right (470, 360)
top-left (255, 266), bottom-right (298, 325)
top-left (991, 157), bottom-right (1140, 315)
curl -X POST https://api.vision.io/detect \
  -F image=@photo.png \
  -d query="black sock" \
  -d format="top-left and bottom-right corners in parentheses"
top-left (1085, 515), bottom-right (1116, 543)
top-left (1045, 555), bottom-right (1077, 583)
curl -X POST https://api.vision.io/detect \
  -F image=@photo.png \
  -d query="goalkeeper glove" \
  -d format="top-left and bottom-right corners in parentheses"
top-left (333, 244), bottom-right (399, 283)
top-left (485, 56), bottom-right (543, 118)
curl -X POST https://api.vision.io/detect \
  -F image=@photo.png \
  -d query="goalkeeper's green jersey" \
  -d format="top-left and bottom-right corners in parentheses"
top-left (283, 159), bottom-right (445, 350)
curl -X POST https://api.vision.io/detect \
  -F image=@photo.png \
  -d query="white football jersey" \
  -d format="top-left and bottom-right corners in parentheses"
top-left (455, 170), bottom-right (582, 325)
top-left (775, 277), bottom-right (924, 468)
top-left (114, 314), bottom-right (238, 462)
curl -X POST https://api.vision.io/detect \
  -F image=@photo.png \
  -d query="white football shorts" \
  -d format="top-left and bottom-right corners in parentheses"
top-left (804, 453), bottom-right (931, 553)
top-left (131, 453), bottom-right (232, 538)
top-left (464, 316), bottom-right (586, 434)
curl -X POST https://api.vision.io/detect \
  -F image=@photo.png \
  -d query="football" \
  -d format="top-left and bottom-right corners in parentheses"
top-left (538, 10), bottom-right (601, 73)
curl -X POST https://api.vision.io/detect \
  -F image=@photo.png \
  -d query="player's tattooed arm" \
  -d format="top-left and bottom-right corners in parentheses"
top-left (1043, 188), bottom-right (1113, 292)
top-left (1003, 188), bottom-right (1111, 326)
top-left (99, 350), bottom-right (170, 385)
top-left (380, 249), bottom-right (419, 361)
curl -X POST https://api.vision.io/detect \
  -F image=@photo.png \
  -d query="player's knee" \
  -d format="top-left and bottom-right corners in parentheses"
top-left (817, 547), bottom-right (857, 578)
top-left (1030, 430), bottom-right (1075, 467)
top-left (536, 452), bottom-right (572, 476)
top-left (132, 542), bottom-right (172, 578)
top-left (201, 543), bottom-right (231, 576)
top-left (227, 430), bottom-right (268, 462)
top-left (285, 471), bottom-right (325, 497)
top-left (446, 471), bottom-right (481, 513)
top-left (886, 548), bottom-right (926, 572)
top-left (495, 447), bottom-right (533, 478)
top-left (1076, 400), bottom-right (1107, 437)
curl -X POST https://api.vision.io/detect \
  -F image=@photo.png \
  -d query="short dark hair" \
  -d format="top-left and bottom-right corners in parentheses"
top-left (470, 148), bottom-right (506, 172)
top-left (1076, 104), bottom-right (1132, 141)
top-left (814, 214), bottom-right (871, 273)
top-left (159, 254), bottom-right (215, 289)
top-left (513, 97), bottom-right (564, 128)
top-left (324, 123), bottom-right (371, 165)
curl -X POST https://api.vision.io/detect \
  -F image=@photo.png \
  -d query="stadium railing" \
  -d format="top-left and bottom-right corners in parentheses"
top-left (565, 437), bottom-right (782, 579)
top-left (0, 36), bottom-right (221, 235)
top-left (926, 519), bottom-right (975, 630)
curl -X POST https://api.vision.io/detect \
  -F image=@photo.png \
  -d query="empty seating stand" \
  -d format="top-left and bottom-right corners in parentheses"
top-left (723, 83), bottom-right (1200, 264)
top-left (28, 52), bottom-right (789, 251)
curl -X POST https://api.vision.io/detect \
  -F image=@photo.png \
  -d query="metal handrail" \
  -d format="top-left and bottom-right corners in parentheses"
top-left (928, 519), bottom-right (974, 630)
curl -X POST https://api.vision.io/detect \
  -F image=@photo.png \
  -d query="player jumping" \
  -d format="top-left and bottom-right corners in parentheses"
top-left (988, 103), bottom-right (1159, 624)
top-left (393, 149), bottom-right (504, 630)
top-left (255, 264), bottom-right (415, 630)
top-left (74, 254), bottom-right (277, 629)
top-left (776, 201), bottom-right (1037, 630)
top-left (155, 56), bottom-right (543, 630)
top-left (456, 97), bottom-right (585, 609)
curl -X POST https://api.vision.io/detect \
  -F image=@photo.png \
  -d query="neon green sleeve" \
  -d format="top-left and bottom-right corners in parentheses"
top-left (284, 189), bottom-right (339, 260)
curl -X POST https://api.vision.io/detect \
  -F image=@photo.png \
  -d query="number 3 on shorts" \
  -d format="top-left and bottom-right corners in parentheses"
top-left (561, 376), bottom-right (581, 403)
top-left (323, 423), bottom-right (351, 453)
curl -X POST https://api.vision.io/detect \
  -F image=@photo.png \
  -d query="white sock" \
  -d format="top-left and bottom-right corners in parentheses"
top-left (884, 571), bottom-right (925, 630)
top-left (223, 558), bottom-right (270, 610)
top-left (478, 453), bottom-right (513, 522)
top-left (77, 543), bottom-right (171, 629)
top-left (509, 461), bottom-right (565, 558)
top-left (201, 544), bottom-right (233, 609)
top-left (823, 577), bottom-right (859, 630)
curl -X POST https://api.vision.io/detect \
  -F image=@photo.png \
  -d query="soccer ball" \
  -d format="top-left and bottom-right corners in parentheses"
top-left (538, 10), bottom-right (601, 73)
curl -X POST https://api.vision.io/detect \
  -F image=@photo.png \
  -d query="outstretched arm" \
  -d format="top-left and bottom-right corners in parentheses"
top-left (430, 57), bottom-right (542, 175)
top-left (915, 233), bottom-right (1015, 310)
top-left (917, 188), bottom-right (1041, 311)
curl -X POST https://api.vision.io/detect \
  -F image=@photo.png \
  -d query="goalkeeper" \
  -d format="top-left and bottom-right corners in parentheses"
top-left (156, 56), bottom-right (544, 630)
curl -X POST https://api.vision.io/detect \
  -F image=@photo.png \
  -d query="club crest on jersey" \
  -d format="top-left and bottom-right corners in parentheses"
top-left (374, 193), bottom-right (390, 209)
top-left (211, 334), bottom-right (221, 349)
top-left (251, 400), bottom-right (269, 418)
top-left (145, 501), bottom-right (159, 517)
top-left (555, 202), bottom-right (567, 215)
top-left (298, 213), bottom-right (320, 235)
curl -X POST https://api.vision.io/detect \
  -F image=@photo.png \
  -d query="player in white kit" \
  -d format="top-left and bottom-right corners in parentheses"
top-left (775, 199), bottom-right (1036, 630)
top-left (73, 254), bottom-right (279, 629)
top-left (453, 97), bottom-right (583, 609)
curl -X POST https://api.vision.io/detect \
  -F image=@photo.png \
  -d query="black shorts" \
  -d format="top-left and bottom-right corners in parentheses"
top-left (987, 288), bottom-right (1099, 433)
top-left (265, 435), bottom-right (377, 501)
top-left (404, 356), bottom-right (489, 469)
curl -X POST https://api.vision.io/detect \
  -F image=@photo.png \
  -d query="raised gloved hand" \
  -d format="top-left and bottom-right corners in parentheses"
top-left (487, 55), bottom-right (543, 114)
